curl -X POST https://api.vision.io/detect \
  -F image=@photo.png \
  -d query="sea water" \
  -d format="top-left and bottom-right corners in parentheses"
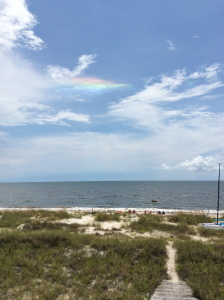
top-left (0, 181), bottom-right (223, 210)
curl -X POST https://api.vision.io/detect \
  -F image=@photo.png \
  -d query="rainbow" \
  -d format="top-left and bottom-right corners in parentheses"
top-left (58, 77), bottom-right (129, 92)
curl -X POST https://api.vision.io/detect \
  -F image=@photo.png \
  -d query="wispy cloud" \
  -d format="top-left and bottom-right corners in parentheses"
top-left (108, 64), bottom-right (224, 172)
top-left (47, 54), bottom-right (97, 82)
top-left (167, 40), bottom-right (176, 51)
top-left (0, 0), bottom-right (44, 51)
top-left (33, 110), bottom-right (90, 125)
top-left (109, 64), bottom-right (223, 131)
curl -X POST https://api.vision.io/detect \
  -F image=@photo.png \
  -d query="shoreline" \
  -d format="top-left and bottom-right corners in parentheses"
top-left (0, 207), bottom-right (223, 217)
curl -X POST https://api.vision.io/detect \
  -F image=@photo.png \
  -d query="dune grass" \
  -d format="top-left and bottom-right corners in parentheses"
top-left (95, 212), bottom-right (120, 222)
top-left (0, 210), bottom-right (73, 228)
top-left (19, 220), bottom-right (80, 231)
top-left (0, 230), bottom-right (167, 300)
top-left (1, 209), bottom-right (224, 299)
top-left (175, 240), bottom-right (224, 300)
top-left (130, 214), bottom-right (195, 237)
top-left (168, 212), bottom-right (213, 225)
top-left (198, 226), bottom-right (224, 238)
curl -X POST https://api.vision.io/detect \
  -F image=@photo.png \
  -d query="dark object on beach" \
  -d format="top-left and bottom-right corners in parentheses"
top-left (133, 210), bottom-right (136, 213)
top-left (157, 211), bottom-right (161, 214)
top-left (152, 200), bottom-right (158, 203)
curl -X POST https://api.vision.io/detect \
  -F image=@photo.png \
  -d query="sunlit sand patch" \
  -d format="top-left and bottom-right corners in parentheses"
top-left (58, 214), bottom-right (94, 225)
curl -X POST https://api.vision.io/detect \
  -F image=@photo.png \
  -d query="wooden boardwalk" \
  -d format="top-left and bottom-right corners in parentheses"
top-left (151, 280), bottom-right (198, 300)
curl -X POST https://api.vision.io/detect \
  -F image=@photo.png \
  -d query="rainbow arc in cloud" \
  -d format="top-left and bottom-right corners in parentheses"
top-left (60, 77), bottom-right (130, 92)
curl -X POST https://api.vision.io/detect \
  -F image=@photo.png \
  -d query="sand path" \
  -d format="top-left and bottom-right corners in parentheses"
top-left (166, 240), bottom-right (179, 282)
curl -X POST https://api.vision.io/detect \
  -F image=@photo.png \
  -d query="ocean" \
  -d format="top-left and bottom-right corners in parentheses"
top-left (0, 181), bottom-right (223, 211)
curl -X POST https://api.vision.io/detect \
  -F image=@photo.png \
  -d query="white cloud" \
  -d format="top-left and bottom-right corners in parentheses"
top-left (161, 163), bottom-right (171, 171)
top-left (0, 0), bottom-right (44, 51)
top-left (189, 63), bottom-right (220, 82)
top-left (47, 54), bottom-right (96, 82)
top-left (162, 155), bottom-right (221, 172)
top-left (167, 40), bottom-right (176, 51)
top-left (178, 156), bottom-right (218, 172)
top-left (34, 110), bottom-right (90, 125)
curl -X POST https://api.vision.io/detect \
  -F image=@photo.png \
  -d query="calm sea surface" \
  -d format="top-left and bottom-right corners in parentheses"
top-left (0, 181), bottom-right (223, 210)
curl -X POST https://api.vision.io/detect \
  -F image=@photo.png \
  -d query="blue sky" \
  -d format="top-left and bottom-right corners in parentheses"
top-left (0, 0), bottom-right (223, 182)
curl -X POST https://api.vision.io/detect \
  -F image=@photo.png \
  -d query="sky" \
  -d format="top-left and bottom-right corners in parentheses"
top-left (0, 0), bottom-right (224, 182)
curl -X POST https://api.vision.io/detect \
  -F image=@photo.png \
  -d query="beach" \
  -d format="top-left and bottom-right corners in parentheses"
top-left (1, 206), bottom-right (223, 216)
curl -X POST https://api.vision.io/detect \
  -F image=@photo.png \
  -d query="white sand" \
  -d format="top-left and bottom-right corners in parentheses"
top-left (166, 241), bottom-right (179, 282)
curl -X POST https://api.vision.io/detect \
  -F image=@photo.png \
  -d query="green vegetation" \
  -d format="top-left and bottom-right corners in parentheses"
top-left (175, 240), bottom-right (224, 300)
top-left (168, 212), bottom-right (213, 225)
top-left (20, 221), bottom-right (80, 231)
top-left (0, 230), bottom-right (167, 300)
top-left (0, 210), bottom-right (72, 228)
top-left (130, 214), bottom-right (195, 236)
top-left (95, 212), bottom-right (120, 222)
top-left (1, 209), bottom-right (224, 299)
top-left (198, 226), bottom-right (224, 238)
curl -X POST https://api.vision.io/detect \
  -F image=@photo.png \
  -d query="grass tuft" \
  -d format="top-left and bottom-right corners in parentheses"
top-left (95, 212), bottom-right (120, 222)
